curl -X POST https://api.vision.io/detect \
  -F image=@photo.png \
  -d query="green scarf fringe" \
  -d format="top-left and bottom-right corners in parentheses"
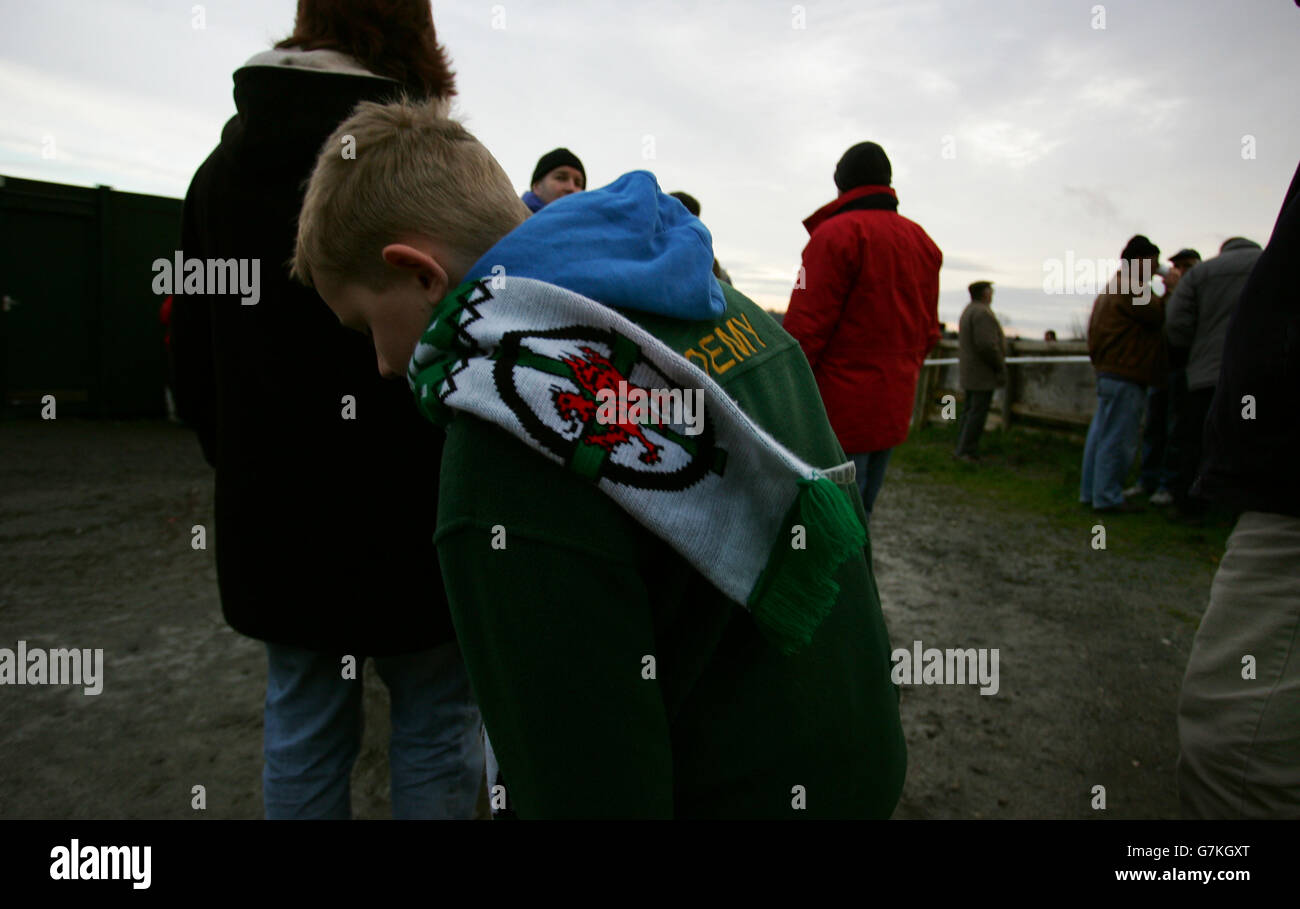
top-left (750, 476), bottom-right (867, 655)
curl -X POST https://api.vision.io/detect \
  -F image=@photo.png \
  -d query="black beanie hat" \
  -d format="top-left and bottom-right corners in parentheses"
top-left (1121, 234), bottom-right (1160, 260)
top-left (834, 142), bottom-right (892, 192)
top-left (531, 148), bottom-right (585, 187)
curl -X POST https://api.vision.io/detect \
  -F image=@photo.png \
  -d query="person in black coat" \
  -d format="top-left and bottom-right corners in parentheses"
top-left (171, 0), bottom-right (483, 819)
top-left (1176, 157), bottom-right (1300, 817)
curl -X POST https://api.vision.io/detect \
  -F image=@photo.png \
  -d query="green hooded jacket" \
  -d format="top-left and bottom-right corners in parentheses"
top-left (433, 280), bottom-right (906, 819)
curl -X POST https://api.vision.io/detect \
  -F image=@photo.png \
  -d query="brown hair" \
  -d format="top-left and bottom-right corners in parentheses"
top-left (291, 97), bottom-right (528, 291)
top-left (275, 0), bottom-right (456, 98)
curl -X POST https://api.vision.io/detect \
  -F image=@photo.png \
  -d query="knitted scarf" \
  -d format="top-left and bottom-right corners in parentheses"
top-left (408, 275), bottom-right (865, 654)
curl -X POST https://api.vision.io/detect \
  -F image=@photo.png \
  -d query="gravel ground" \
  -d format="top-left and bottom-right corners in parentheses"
top-left (0, 420), bottom-right (1214, 818)
top-left (874, 462), bottom-right (1210, 819)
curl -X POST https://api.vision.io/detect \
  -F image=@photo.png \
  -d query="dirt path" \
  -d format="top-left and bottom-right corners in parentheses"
top-left (0, 421), bottom-right (398, 819)
top-left (874, 464), bottom-right (1212, 818)
top-left (0, 421), bottom-right (1214, 818)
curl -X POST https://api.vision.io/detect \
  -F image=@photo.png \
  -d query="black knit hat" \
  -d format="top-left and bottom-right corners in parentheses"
top-left (1121, 234), bottom-right (1160, 260)
top-left (834, 142), bottom-right (892, 191)
top-left (531, 148), bottom-right (585, 187)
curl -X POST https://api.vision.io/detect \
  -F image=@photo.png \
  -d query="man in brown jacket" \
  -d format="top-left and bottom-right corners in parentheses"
top-left (954, 281), bottom-right (1006, 460)
top-left (1079, 235), bottom-right (1166, 512)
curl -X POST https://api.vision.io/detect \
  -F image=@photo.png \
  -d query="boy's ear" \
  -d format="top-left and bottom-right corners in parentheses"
top-left (381, 243), bottom-right (449, 302)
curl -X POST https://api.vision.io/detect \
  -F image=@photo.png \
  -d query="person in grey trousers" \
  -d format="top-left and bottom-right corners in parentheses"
top-left (1177, 160), bottom-right (1299, 817)
top-left (954, 281), bottom-right (1006, 461)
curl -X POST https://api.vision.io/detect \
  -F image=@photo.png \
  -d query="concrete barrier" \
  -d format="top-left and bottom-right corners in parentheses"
top-left (912, 338), bottom-right (1096, 435)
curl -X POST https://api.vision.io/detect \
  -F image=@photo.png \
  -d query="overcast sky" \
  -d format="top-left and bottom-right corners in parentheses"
top-left (3, 0), bottom-right (1298, 336)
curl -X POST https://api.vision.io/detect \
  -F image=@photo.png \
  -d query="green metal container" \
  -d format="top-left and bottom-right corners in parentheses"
top-left (1, 175), bottom-right (182, 418)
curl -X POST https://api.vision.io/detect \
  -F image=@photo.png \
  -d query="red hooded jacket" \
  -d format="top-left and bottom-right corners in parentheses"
top-left (783, 185), bottom-right (942, 453)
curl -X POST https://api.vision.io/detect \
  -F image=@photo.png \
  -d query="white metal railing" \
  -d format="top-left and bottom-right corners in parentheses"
top-left (923, 355), bottom-right (1091, 366)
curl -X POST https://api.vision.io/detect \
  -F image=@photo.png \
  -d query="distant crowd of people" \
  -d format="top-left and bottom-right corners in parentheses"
top-left (1080, 235), bottom-right (1262, 518)
top-left (944, 217), bottom-right (1299, 818)
top-left (1072, 216), bottom-right (1299, 818)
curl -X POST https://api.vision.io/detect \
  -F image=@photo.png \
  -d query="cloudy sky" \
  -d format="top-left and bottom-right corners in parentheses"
top-left (3, 0), bottom-right (1297, 336)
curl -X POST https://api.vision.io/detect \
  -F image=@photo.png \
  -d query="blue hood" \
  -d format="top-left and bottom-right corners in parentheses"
top-left (467, 171), bottom-right (726, 321)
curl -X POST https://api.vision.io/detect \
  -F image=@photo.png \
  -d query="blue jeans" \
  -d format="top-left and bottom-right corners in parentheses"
top-left (851, 449), bottom-right (894, 519)
top-left (262, 641), bottom-right (483, 819)
top-left (1080, 375), bottom-right (1146, 509)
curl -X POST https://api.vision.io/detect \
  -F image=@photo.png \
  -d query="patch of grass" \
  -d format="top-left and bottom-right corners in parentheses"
top-left (891, 422), bottom-right (1233, 568)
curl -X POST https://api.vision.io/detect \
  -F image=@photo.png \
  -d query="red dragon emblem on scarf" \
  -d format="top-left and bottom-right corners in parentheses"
top-left (551, 346), bottom-right (663, 464)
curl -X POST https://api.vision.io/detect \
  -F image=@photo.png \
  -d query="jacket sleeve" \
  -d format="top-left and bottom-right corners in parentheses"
top-left (1163, 268), bottom-right (1199, 349)
top-left (435, 525), bottom-right (675, 818)
top-left (782, 226), bottom-right (857, 370)
top-left (170, 183), bottom-right (218, 467)
top-left (972, 309), bottom-right (1004, 371)
top-left (925, 241), bottom-right (943, 353)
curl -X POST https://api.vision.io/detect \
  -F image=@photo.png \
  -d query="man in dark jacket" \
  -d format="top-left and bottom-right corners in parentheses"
top-left (171, 24), bottom-right (482, 819)
top-left (521, 148), bottom-right (585, 213)
top-left (783, 142), bottom-right (942, 519)
top-left (1164, 236), bottom-right (1263, 518)
top-left (954, 281), bottom-right (1006, 461)
top-left (1177, 159), bottom-right (1300, 818)
top-left (1079, 235), bottom-right (1166, 513)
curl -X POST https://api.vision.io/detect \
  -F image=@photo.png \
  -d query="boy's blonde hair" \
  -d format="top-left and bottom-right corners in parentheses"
top-left (292, 96), bottom-right (528, 290)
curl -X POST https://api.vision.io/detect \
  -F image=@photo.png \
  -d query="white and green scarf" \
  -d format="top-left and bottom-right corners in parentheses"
top-left (408, 276), bottom-right (865, 654)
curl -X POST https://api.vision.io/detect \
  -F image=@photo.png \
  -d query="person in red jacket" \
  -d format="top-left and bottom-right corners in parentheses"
top-left (783, 141), bottom-right (943, 519)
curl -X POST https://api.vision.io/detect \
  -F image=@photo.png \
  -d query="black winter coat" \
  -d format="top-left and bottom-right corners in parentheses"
top-left (1193, 157), bottom-right (1300, 518)
top-left (172, 62), bottom-right (455, 655)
